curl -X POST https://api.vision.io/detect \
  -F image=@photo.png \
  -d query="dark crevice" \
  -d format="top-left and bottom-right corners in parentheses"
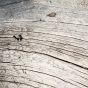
top-left (0, 0), bottom-right (23, 7)
top-left (2, 19), bottom-right (88, 27)
top-left (27, 31), bottom-right (88, 44)
top-left (7, 38), bottom-right (88, 61)
top-left (5, 48), bottom-right (88, 70)
top-left (0, 75), bottom-right (56, 88)
top-left (2, 29), bottom-right (88, 46)
top-left (19, 69), bottom-right (81, 88)
top-left (0, 37), bottom-right (11, 38)
top-left (1, 34), bottom-right (87, 59)
top-left (71, 80), bottom-right (88, 88)
top-left (69, 66), bottom-right (88, 76)
top-left (1, 36), bottom-right (88, 60)
top-left (0, 67), bottom-right (81, 88)
top-left (76, 74), bottom-right (88, 80)
top-left (0, 80), bottom-right (38, 88)
top-left (60, 21), bottom-right (88, 27)
top-left (1, 32), bottom-right (88, 53)
top-left (25, 36), bottom-right (88, 52)
top-left (24, 38), bottom-right (88, 59)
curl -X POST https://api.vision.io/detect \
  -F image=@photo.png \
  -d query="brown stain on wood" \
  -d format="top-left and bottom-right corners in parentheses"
top-left (47, 12), bottom-right (56, 17)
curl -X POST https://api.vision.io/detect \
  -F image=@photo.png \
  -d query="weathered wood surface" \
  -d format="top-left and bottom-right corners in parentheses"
top-left (0, 0), bottom-right (88, 88)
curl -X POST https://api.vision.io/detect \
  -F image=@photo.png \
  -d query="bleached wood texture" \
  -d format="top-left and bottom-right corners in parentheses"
top-left (0, 0), bottom-right (88, 88)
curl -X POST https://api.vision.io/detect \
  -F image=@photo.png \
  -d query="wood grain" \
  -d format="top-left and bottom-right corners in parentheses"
top-left (0, 0), bottom-right (88, 88)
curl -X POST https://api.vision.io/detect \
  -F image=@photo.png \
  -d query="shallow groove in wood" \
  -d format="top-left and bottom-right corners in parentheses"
top-left (4, 48), bottom-right (88, 70)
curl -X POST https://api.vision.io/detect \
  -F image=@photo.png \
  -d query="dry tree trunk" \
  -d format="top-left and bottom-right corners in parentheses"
top-left (0, 0), bottom-right (88, 88)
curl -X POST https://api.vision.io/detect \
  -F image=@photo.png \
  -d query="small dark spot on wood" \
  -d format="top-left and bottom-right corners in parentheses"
top-left (19, 35), bottom-right (23, 41)
top-left (13, 35), bottom-right (23, 41)
top-left (47, 12), bottom-right (56, 17)
top-left (13, 35), bottom-right (19, 41)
